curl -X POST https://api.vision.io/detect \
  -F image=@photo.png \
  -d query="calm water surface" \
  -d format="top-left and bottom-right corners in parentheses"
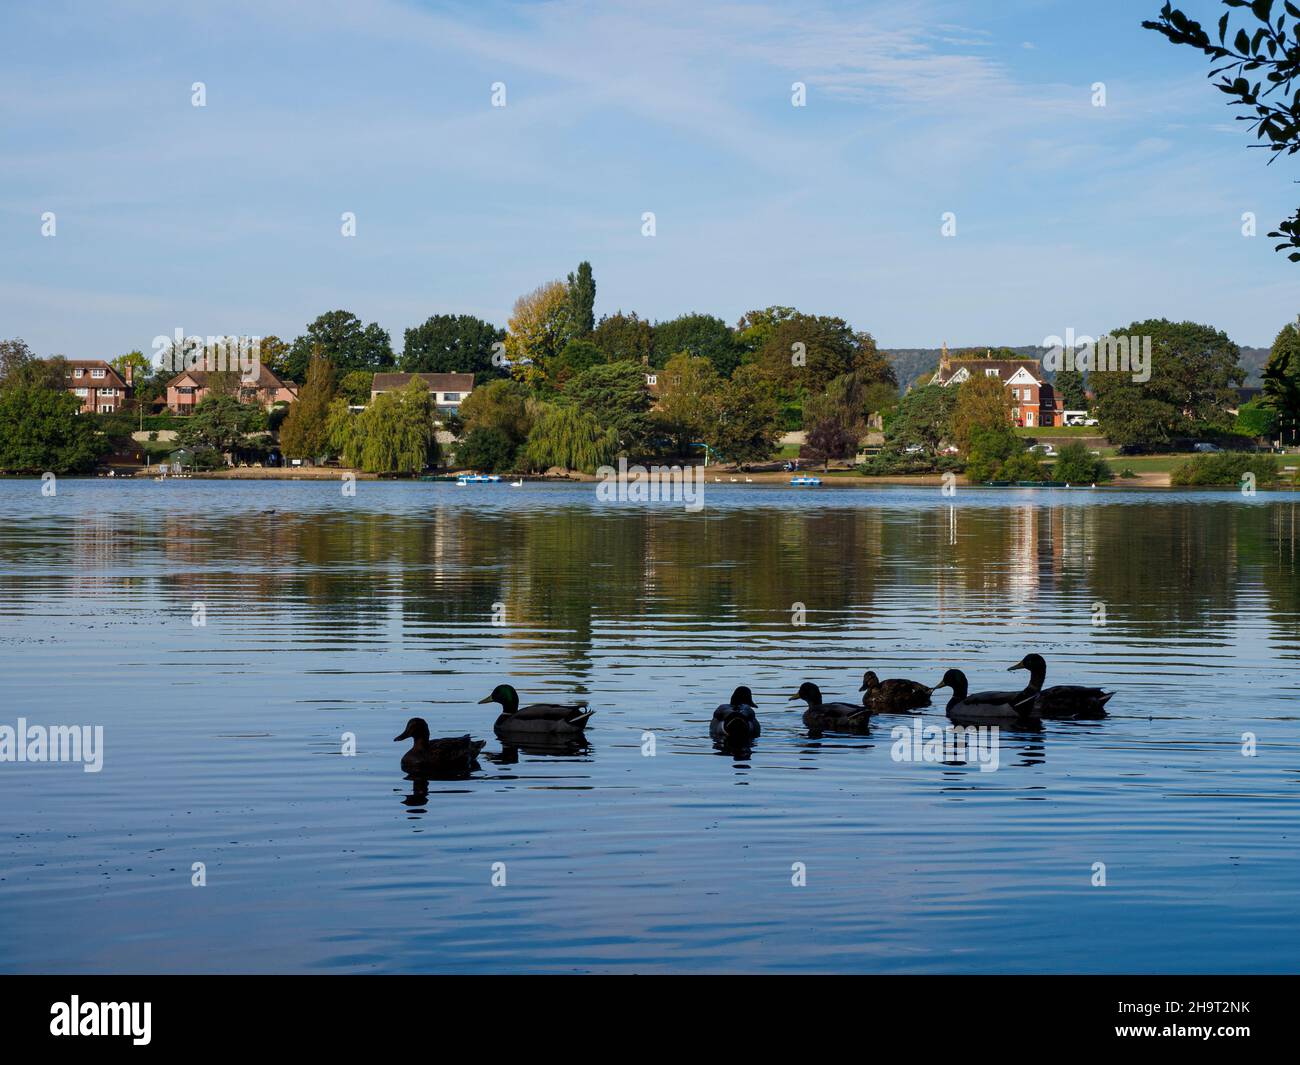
top-left (1, 479), bottom-right (1297, 973)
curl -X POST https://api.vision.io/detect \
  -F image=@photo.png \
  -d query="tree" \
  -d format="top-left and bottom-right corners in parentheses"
top-left (653, 313), bottom-right (743, 375)
top-left (337, 370), bottom-right (374, 406)
top-left (749, 311), bottom-right (894, 398)
top-left (457, 426), bottom-right (517, 472)
top-left (458, 378), bottom-right (534, 447)
top-left (256, 336), bottom-right (293, 379)
top-left (885, 384), bottom-right (958, 453)
top-left (352, 379), bottom-right (441, 474)
top-left (1236, 397), bottom-right (1279, 439)
top-left (110, 350), bottom-right (151, 383)
top-left (965, 425), bottom-right (1044, 483)
top-left (951, 373), bottom-right (1014, 454)
top-left (0, 338), bottom-right (37, 385)
top-left (1091, 319), bottom-right (1243, 447)
top-left (0, 378), bottom-right (106, 472)
top-left (564, 361), bottom-right (653, 453)
top-left (805, 417), bottom-right (858, 471)
top-left (400, 314), bottom-right (506, 384)
top-left (1144, 2), bottom-right (1300, 260)
top-left (505, 281), bottom-right (572, 385)
top-left (523, 405), bottom-right (617, 474)
top-left (1052, 442), bottom-right (1112, 483)
top-left (592, 311), bottom-right (654, 365)
top-left (1055, 368), bottom-right (1088, 410)
top-left (177, 394), bottom-right (264, 456)
top-left (653, 352), bottom-right (720, 454)
top-left (279, 350), bottom-right (337, 459)
top-left (1263, 319), bottom-right (1300, 442)
top-left (550, 339), bottom-right (606, 386)
top-left (566, 261), bottom-right (596, 337)
top-left (702, 365), bottom-right (782, 467)
top-left (287, 311), bottom-right (393, 381)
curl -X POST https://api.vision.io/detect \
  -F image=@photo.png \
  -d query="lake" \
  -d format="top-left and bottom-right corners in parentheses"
top-left (0, 478), bottom-right (1297, 973)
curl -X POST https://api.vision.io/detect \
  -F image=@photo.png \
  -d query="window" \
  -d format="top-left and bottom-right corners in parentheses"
top-left (74, 368), bottom-right (84, 378)
top-left (75, 388), bottom-right (88, 396)
top-left (177, 386), bottom-right (194, 394)
top-left (91, 368), bottom-right (106, 379)
top-left (99, 388), bottom-right (116, 397)
top-left (98, 404), bottom-right (114, 413)
top-left (646, 374), bottom-right (657, 386)
top-left (985, 368), bottom-right (999, 378)
top-left (441, 392), bottom-right (461, 402)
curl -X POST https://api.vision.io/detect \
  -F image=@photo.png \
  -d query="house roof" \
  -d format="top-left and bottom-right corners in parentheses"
top-left (371, 372), bottom-right (475, 393)
top-left (166, 365), bottom-right (295, 391)
top-left (933, 358), bottom-right (1045, 387)
top-left (64, 360), bottom-right (127, 388)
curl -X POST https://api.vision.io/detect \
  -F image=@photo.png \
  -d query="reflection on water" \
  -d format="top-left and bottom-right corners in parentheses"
top-left (0, 481), bottom-right (1297, 973)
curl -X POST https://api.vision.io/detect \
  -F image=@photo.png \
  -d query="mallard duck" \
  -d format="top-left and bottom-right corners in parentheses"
top-left (393, 718), bottom-right (486, 775)
top-left (1008, 653), bottom-right (1112, 719)
top-left (791, 681), bottom-right (872, 732)
top-left (479, 684), bottom-right (594, 738)
top-left (710, 685), bottom-right (761, 742)
top-left (932, 669), bottom-right (1037, 723)
top-left (859, 670), bottom-right (932, 713)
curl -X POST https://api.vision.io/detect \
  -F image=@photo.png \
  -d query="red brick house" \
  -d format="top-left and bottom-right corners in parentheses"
top-left (165, 365), bottom-right (298, 414)
top-left (65, 359), bottom-right (130, 414)
top-left (932, 349), bottom-right (1064, 428)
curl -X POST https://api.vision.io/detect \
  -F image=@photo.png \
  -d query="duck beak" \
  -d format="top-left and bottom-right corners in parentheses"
top-left (1008, 660), bottom-right (1025, 672)
top-left (788, 692), bottom-right (800, 701)
top-left (477, 695), bottom-right (494, 704)
top-left (857, 682), bottom-right (867, 692)
top-left (393, 729), bottom-right (411, 742)
top-left (932, 681), bottom-right (949, 692)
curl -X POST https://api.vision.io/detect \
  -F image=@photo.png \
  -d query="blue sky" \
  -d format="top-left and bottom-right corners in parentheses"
top-left (3, 0), bottom-right (1298, 359)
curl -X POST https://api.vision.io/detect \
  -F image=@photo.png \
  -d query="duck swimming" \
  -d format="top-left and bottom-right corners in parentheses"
top-left (1008, 653), bottom-right (1113, 719)
top-left (710, 686), bottom-right (761, 742)
top-left (791, 681), bottom-right (872, 732)
top-left (859, 670), bottom-right (932, 713)
top-left (932, 669), bottom-right (1037, 723)
top-left (393, 718), bottom-right (486, 776)
top-left (479, 684), bottom-right (594, 739)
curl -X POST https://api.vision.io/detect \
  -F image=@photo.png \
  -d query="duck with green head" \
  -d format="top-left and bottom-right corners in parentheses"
top-left (393, 718), bottom-right (486, 776)
top-left (479, 684), bottom-right (594, 739)
top-left (1008, 653), bottom-right (1113, 719)
top-left (791, 681), bottom-right (872, 732)
top-left (932, 668), bottom-right (1038, 724)
top-left (710, 685), bottom-right (761, 743)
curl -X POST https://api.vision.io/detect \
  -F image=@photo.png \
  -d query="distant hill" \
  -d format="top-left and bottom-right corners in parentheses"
top-left (885, 345), bottom-right (1271, 391)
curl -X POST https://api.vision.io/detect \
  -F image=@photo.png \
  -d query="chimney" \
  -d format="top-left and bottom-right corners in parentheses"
top-left (940, 342), bottom-right (949, 371)
top-left (123, 361), bottom-right (133, 386)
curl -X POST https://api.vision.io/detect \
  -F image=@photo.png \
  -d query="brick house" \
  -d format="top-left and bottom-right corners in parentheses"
top-left (65, 359), bottom-right (131, 414)
top-left (165, 365), bottom-right (298, 414)
top-left (932, 348), bottom-right (1064, 428)
top-left (370, 372), bottom-right (474, 418)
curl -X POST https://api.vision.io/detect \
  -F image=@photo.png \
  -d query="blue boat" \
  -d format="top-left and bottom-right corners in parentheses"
top-left (790, 476), bottom-right (822, 487)
top-left (456, 474), bottom-right (501, 485)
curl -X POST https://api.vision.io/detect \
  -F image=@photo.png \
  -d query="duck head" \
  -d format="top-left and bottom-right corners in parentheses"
top-left (931, 669), bottom-right (968, 700)
top-left (478, 684), bottom-right (520, 714)
top-left (858, 671), bottom-right (881, 693)
top-left (789, 681), bottom-right (822, 707)
top-left (729, 685), bottom-right (757, 708)
top-left (394, 717), bottom-right (430, 744)
top-left (1008, 653), bottom-right (1047, 687)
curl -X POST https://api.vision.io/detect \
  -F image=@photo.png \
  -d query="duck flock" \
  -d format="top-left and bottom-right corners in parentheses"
top-left (394, 653), bottom-right (1114, 776)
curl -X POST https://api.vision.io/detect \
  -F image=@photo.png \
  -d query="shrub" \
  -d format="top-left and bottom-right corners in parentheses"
top-left (1051, 442), bottom-right (1112, 483)
top-left (457, 426), bottom-right (516, 472)
top-left (1170, 453), bottom-right (1278, 486)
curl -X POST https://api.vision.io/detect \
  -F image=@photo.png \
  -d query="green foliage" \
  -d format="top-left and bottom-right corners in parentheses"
top-left (457, 426), bottom-right (517, 472)
top-left (951, 373), bottom-right (1014, 453)
top-left (343, 379), bottom-right (441, 474)
top-left (1091, 319), bottom-right (1243, 446)
top-left (0, 379), bottom-right (107, 472)
top-left (1054, 368), bottom-right (1088, 410)
top-left (563, 361), bottom-right (652, 453)
top-left (1051, 442), bottom-right (1112, 483)
top-left (748, 310), bottom-right (895, 399)
top-left (176, 395), bottom-right (265, 455)
top-left (1171, 452), bottom-right (1279, 487)
top-left (805, 417), bottom-right (858, 469)
top-left (653, 353), bottom-right (720, 454)
top-left (965, 424), bottom-right (1044, 483)
top-left (1235, 397), bottom-right (1278, 438)
top-left (279, 351), bottom-right (337, 459)
top-left (652, 313), bottom-right (743, 376)
top-left (399, 314), bottom-right (506, 384)
top-left (592, 311), bottom-right (654, 365)
top-left (885, 384), bottom-right (958, 453)
top-left (1144, 3), bottom-right (1300, 260)
top-left (458, 378), bottom-right (534, 446)
top-left (287, 310), bottom-right (393, 381)
top-left (702, 366), bottom-right (782, 467)
top-left (1263, 321), bottom-right (1300, 436)
top-left (566, 261), bottom-right (596, 337)
top-left (523, 404), bottom-right (617, 474)
top-left (551, 339), bottom-right (606, 384)
top-left (337, 370), bottom-right (374, 406)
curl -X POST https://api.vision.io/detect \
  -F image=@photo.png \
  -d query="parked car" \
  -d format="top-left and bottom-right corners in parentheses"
top-left (903, 444), bottom-right (925, 455)
top-left (1028, 443), bottom-right (1056, 456)
top-left (1193, 442), bottom-right (1221, 453)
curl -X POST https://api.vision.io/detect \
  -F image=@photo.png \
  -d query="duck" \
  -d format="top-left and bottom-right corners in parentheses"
top-left (859, 670), bottom-right (932, 713)
top-left (710, 685), bottom-right (761, 742)
top-left (791, 681), bottom-right (872, 732)
top-left (479, 684), bottom-right (594, 738)
top-left (932, 669), bottom-right (1037, 723)
top-left (1008, 653), bottom-right (1113, 719)
top-left (393, 718), bottom-right (486, 776)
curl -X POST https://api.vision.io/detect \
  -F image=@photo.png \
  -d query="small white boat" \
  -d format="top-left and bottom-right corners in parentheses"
top-left (456, 474), bottom-right (501, 485)
top-left (790, 476), bottom-right (822, 487)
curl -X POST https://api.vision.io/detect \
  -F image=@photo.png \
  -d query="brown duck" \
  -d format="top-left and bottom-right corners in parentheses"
top-left (393, 718), bottom-right (486, 775)
top-left (859, 670), bottom-right (932, 713)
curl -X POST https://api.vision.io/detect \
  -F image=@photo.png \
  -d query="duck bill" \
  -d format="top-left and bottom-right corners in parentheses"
top-left (476, 695), bottom-right (494, 704)
top-left (393, 729), bottom-right (411, 742)
top-left (932, 682), bottom-right (949, 692)
top-left (1008, 661), bottom-right (1026, 672)
top-left (857, 683), bottom-right (868, 692)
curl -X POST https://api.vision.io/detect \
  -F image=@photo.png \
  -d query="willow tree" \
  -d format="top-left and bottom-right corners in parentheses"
top-left (353, 378), bottom-right (440, 474)
top-left (523, 404), bottom-right (616, 474)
